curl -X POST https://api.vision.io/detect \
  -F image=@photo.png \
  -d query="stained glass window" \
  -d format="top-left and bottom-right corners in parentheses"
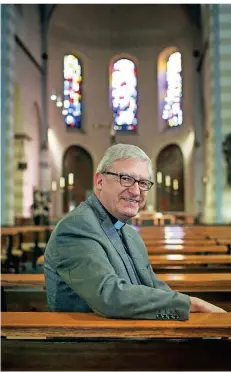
top-left (160, 51), bottom-right (183, 128)
top-left (110, 58), bottom-right (137, 132)
top-left (63, 54), bottom-right (82, 128)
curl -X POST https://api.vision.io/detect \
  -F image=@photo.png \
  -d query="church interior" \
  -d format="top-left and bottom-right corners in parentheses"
top-left (1, 4), bottom-right (231, 371)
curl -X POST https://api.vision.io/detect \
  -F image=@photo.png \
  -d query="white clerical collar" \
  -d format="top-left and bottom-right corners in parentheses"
top-left (114, 220), bottom-right (126, 230)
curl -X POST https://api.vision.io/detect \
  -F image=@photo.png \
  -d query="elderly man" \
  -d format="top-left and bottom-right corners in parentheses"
top-left (44, 144), bottom-right (225, 319)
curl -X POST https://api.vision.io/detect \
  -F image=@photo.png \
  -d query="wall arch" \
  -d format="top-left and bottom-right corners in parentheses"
top-left (156, 143), bottom-right (184, 211)
top-left (62, 145), bottom-right (93, 213)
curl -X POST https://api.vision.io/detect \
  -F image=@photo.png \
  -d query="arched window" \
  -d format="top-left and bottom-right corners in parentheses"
top-left (110, 58), bottom-right (137, 132)
top-left (63, 54), bottom-right (83, 128)
top-left (158, 49), bottom-right (183, 129)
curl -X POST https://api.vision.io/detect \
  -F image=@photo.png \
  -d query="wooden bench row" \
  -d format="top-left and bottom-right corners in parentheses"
top-left (149, 254), bottom-right (231, 266)
top-left (1, 225), bottom-right (53, 271)
top-left (2, 312), bottom-right (231, 339)
top-left (2, 272), bottom-right (231, 292)
top-left (1, 225), bottom-right (230, 273)
top-left (2, 312), bottom-right (231, 371)
top-left (138, 225), bottom-right (231, 236)
top-left (147, 245), bottom-right (229, 254)
top-left (36, 253), bottom-right (231, 269)
top-left (2, 273), bottom-right (231, 314)
top-left (131, 213), bottom-right (195, 225)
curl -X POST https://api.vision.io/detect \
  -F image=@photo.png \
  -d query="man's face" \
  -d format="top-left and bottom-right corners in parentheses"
top-left (94, 159), bottom-right (151, 222)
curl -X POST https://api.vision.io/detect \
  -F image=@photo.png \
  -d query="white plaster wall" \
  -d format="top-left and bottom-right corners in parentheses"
top-left (48, 4), bottom-right (199, 215)
top-left (14, 4), bottom-right (41, 65)
top-left (14, 6), bottom-right (42, 217)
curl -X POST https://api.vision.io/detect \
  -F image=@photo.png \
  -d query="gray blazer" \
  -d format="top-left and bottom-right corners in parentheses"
top-left (44, 194), bottom-right (190, 320)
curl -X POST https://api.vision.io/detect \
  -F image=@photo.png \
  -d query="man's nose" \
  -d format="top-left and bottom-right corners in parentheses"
top-left (128, 181), bottom-right (140, 194)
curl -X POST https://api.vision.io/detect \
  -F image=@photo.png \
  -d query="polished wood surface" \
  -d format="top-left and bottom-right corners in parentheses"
top-left (1, 274), bottom-right (45, 287)
top-left (1, 227), bottom-right (19, 236)
top-left (2, 312), bottom-right (231, 338)
top-left (2, 339), bottom-right (231, 371)
top-left (159, 272), bottom-right (231, 292)
top-left (147, 245), bottom-right (228, 254)
top-left (150, 254), bottom-right (231, 266)
top-left (35, 253), bottom-right (231, 268)
top-left (1, 225), bottom-right (53, 236)
top-left (2, 272), bottom-right (231, 292)
top-left (217, 239), bottom-right (231, 245)
top-left (144, 239), bottom-right (218, 245)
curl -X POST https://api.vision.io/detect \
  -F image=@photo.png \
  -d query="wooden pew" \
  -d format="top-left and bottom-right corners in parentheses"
top-left (217, 239), bottom-right (231, 247)
top-left (2, 273), bottom-right (231, 312)
top-left (2, 272), bottom-right (231, 292)
top-left (133, 212), bottom-right (196, 226)
top-left (149, 254), bottom-right (231, 267)
top-left (3, 312), bottom-right (231, 338)
top-left (1, 228), bottom-right (22, 273)
top-left (1, 225), bottom-right (54, 270)
top-left (36, 252), bottom-right (231, 272)
top-left (144, 239), bottom-right (218, 246)
top-left (2, 312), bottom-right (231, 371)
top-left (147, 245), bottom-right (228, 254)
top-left (138, 226), bottom-right (231, 236)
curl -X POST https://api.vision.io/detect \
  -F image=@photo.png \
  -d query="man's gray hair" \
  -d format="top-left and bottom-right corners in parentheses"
top-left (96, 144), bottom-right (153, 179)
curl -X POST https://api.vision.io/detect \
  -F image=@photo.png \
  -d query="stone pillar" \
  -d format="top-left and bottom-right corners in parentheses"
top-left (40, 12), bottom-right (50, 194)
top-left (219, 4), bottom-right (231, 222)
top-left (1, 5), bottom-right (16, 225)
top-left (203, 4), bottom-right (231, 223)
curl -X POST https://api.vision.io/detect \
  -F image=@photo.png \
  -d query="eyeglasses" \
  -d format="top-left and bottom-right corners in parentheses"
top-left (102, 172), bottom-right (154, 191)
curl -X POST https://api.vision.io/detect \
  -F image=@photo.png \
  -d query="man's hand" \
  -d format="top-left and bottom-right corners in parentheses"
top-left (190, 296), bottom-right (227, 313)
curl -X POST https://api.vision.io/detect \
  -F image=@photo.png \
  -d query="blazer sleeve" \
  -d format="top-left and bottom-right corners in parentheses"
top-left (55, 217), bottom-right (190, 320)
top-left (147, 264), bottom-right (173, 292)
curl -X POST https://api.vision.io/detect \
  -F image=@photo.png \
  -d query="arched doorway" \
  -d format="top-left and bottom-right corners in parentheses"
top-left (62, 146), bottom-right (93, 213)
top-left (156, 144), bottom-right (184, 212)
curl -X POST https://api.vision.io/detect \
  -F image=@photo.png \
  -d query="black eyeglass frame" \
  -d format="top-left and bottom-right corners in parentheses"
top-left (102, 171), bottom-right (154, 191)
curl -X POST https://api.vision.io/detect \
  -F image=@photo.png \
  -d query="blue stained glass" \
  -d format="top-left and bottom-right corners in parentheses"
top-left (162, 52), bottom-right (183, 127)
top-left (110, 59), bottom-right (138, 132)
top-left (63, 54), bottom-right (83, 128)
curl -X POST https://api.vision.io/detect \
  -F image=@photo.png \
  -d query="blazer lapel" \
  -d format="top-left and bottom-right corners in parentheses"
top-left (122, 229), bottom-right (154, 287)
top-left (101, 218), bottom-right (133, 269)
top-left (87, 194), bottom-right (131, 265)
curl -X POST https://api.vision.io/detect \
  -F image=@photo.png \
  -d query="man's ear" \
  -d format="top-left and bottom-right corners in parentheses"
top-left (94, 173), bottom-right (103, 192)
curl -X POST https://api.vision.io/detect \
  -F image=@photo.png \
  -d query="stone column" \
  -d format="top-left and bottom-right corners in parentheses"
top-left (1, 5), bottom-right (16, 225)
top-left (219, 4), bottom-right (231, 223)
top-left (40, 9), bottom-right (51, 194)
top-left (203, 4), bottom-right (231, 223)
